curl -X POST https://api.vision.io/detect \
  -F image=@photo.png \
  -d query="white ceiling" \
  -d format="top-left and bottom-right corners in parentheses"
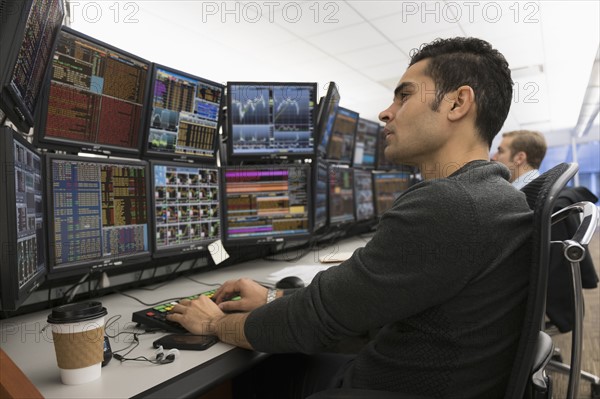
top-left (68, 0), bottom-right (599, 143)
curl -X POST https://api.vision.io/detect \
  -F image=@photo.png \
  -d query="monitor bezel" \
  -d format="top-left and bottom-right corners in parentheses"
top-left (220, 163), bottom-right (313, 246)
top-left (327, 164), bottom-right (356, 227)
top-left (352, 118), bottom-right (380, 169)
top-left (34, 26), bottom-right (152, 157)
top-left (316, 82), bottom-right (340, 157)
top-left (353, 168), bottom-right (375, 222)
top-left (44, 153), bottom-right (152, 279)
top-left (0, 0), bottom-right (64, 133)
top-left (149, 159), bottom-right (221, 259)
top-left (324, 106), bottom-right (359, 165)
top-left (0, 127), bottom-right (47, 310)
top-left (225, 81), bottom-right (318, 163)
top-left (142, 63), bottom-right (225, 164)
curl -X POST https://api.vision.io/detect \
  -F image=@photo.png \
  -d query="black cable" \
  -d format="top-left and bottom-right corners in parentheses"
top-left (115, 290), bottom-right (185, 307)
top-left (183, 276), bottom-right (222, 287)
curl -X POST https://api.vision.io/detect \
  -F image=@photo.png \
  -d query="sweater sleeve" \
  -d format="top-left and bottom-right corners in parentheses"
top-left (245, 179), bottom-right (484, 353)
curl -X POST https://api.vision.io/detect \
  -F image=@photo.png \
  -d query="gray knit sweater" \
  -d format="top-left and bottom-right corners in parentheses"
top-left (245, 160), bottom-right (533, 398)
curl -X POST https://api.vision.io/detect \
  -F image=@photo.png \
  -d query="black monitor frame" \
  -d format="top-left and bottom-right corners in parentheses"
top-left (353, 118), bottom-right (380, 169)
top-left (226, 82), bottom-right (318, 163)
top-left (353, 168), bottom-right (375, 222)
top-left (34, 26), bottom-right (152, 157)
top-left (324, 106), bottom-right (359, 165)
top-left (221, 163), bottom-right (312, 246)
top-left (316, 82), bottom-right (340, 156)
top-left (143, 64), bottom-right (224, 164)
top-left (149, 159), bottom-right (221, 259)
top-left (0, 0), bottom-right (64, 133)
top-left (327, 164), bottom-right (355, 227)
top-left (45, 153), bottom-right (152, 279)
top-left (0, 127), bottom-right (47, 310)
top-left (372, 170), bottom-right (413, 217)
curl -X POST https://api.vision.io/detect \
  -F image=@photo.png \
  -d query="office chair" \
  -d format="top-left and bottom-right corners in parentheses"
top-left (308, 163), bottom-right (579, 399)
top-left (546, 201), bottom-right (600, 398)
top-left (545, 186), bottom-right (600, 398)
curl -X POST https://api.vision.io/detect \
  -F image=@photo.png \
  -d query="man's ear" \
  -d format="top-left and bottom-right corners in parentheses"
top-left (512, 151), bottom-right (527, 166)
top-left (447, 85), bottom-right (475, 121)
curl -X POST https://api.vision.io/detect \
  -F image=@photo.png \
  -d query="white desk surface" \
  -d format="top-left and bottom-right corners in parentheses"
top-left (0, 235), bottom-right (370, 399)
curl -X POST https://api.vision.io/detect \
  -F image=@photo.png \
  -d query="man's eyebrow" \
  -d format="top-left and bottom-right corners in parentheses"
top-left (393, 82), bottom-right (417, 98)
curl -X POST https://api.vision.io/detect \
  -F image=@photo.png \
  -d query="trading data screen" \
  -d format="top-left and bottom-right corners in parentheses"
top-left (0, 0), bottom-right (64, 131)
top-left (38, 28), bottom-right (149, 154)
top-left (228, 83), bottom-right (317, 158)
top-left (152, 162), bottom-right (220, 255)
top-left (353, 119), bottom-right (379, 168)
top-left (373, 171), bottom-right (412, 216)
top-left (48, 157), bottom-right (149, 272)
top-left (223, 165), bottom-right (310, 243)
top-left (328, 165), bottom-right (355, 226)
top-left (313, 161), bottom-right (329, 232)
top-left (326, 107), bottom-right (359, 164)
top-left (353, 169), bottom-right (374, 221)
top-left (147, 66), bottom-right (223, 160)
top-left (9, 135), bottom-right (46, 286)
top-left (0, 129), bottom-right (46, 310)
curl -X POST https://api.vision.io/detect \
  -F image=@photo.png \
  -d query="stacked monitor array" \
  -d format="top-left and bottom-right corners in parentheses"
top-left (0, 7), bottom-right (415, 310)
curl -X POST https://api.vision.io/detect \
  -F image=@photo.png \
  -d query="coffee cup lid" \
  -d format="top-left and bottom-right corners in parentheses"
top-left (47, 301), bottom-right (107, 324)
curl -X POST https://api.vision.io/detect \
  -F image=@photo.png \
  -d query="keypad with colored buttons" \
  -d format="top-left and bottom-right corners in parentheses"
top-left (131, 289), bottom-right (240, 333)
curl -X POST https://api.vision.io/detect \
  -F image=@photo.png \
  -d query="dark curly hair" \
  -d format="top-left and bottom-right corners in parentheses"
top-left (410, 37), bottom-right (513, 148)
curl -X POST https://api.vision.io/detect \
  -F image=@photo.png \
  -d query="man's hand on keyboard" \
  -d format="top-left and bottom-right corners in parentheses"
top-left (166, 295), bottom-right (224, 335)
top-left (213, 278), bottom-right (269, 312)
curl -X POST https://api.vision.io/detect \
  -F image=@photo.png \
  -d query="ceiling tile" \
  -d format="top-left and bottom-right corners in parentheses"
top-left (374, 6), bottom-right (462, 42)
top-left (272, 1), bottom-right (365, 37)
top-left (304, 22), bottom-right (388, 55)
top-left (346, 0), bottom-right (410, 21)
top-left (336, 43), bottom-right (409, 69)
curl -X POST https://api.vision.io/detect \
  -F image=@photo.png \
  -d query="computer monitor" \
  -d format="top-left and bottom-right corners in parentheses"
top-left (316, 82), bottom-right (340, 156)
top-left (353, 118), bottom-right (380, 168)
top-left (353, 169), bottom-right (375, 222)
top-left (328, 164), bottom-right (355, 226)
top-left (0, 127), bottom-right (46, 310)
top-left (313, 159), bottom-right (329, 232)
top-left (372, 171), bottom-right (412, 217)
top-left (221, 164), bottom-right (311, 245)
top-left (324, 107), bottom-right (359, 164)
top-left (45, 154), bottom-right (151, 277)
top-left (144, 65), bottom-right (224, 162)
top-left (150, 160), bottom-right (220, 258)
top-left (226, 82), bottom-right (317, 162)
top-left (0, 0), bottom-right (64, 133)
top-left (35, 26), bottom-right (151, 156)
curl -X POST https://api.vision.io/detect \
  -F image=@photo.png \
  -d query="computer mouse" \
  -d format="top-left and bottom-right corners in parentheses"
top-left (275, 276), bottom-right (305, 289)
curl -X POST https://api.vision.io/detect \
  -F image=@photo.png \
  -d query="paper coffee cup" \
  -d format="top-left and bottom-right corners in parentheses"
top-left (47, 302), bottom-right (108, 385)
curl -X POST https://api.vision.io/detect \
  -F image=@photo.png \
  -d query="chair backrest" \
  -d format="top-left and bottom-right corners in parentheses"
top-left (550, 200), bottom-right (599, 399)
top-left (504, 162), bottom-right (579, 399)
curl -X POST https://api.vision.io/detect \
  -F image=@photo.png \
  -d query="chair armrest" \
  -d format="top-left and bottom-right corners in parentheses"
top-left (531, 331), bottom-right (554, 391)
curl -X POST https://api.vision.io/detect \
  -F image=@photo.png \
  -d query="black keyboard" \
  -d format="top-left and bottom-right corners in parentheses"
top-left (131, 289), bottom-right (240, 333)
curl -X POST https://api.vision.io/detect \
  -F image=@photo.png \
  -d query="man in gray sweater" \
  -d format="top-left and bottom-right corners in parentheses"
top-left (168, 37), bottom-right (533, 399)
